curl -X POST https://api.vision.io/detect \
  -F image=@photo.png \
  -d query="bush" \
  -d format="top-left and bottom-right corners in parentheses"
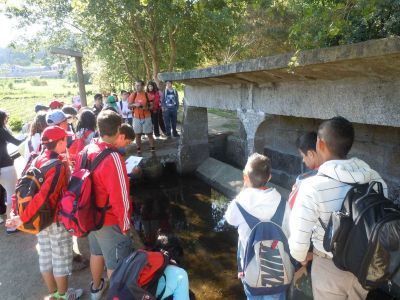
top-left (8, 82), bottom-right (13, 89)
top-left (31, 78), bottom-right (48, 86)
top-left (8, 117), bottom-right (23, 132)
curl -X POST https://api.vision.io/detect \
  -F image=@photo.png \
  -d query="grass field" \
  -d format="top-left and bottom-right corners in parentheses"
top-left (0, 78), bottom-right (98, 123)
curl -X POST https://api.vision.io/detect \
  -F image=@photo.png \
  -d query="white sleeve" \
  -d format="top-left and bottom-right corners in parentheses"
top-left (288, 184), bottom-right (319, 262)
top-left (224, 198), bottom-right (241, 227)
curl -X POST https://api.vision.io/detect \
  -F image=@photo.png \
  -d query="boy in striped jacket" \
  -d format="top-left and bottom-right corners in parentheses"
top-left (288, 116), bottom-right (387, 300)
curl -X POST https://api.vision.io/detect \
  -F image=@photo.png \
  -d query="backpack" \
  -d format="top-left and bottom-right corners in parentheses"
top-left (58, 148), bottom-right (114, 237)
top-left (68, 130), bottom-right (93, 163)
top-left (15, 157), bottom-right (62, 234)
top-left (319, 180), bottom-right (400, 290)
top-left (164, 89), bottom-right (177, 108)
top-left (108, 250), bottom-right (169, 300)
top-left (236, 199), bottom-right (294, 296)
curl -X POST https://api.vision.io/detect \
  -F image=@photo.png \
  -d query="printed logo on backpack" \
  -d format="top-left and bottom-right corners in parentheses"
top-left (236, 199), bottom-right (294, 296)
top-left (59, 148), bottom-right (115, 237)
top-left (15, 158), bottom-right (62, 234)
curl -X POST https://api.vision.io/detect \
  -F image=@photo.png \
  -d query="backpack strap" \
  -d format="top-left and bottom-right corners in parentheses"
top-left (90, 148), bottom-right (116, 172)
top-left (270, 199), bottom-right (286, 226)
top-left (235, 202), bottom-right (260, 230)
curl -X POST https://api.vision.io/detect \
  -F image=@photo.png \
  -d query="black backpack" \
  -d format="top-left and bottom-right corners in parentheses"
top-left (108, 250), bottom-right (169, 300)
top-left (320, 181), bottom-right (400, 290)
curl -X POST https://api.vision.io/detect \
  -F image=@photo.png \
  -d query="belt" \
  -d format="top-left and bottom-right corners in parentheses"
top-left (313, 248), bottom-right (332, 259)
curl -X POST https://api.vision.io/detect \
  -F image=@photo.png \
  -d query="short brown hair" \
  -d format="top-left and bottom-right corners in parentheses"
top-left (243, 153), bottom-right (272, 188)
top-left (119, 123), bottom-right (135, 140)
top-left (97, 110), bottom-right (122, 137)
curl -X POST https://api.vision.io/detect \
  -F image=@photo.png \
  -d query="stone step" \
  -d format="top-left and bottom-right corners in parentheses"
top-left (196, 157), bottom-right (290, 199)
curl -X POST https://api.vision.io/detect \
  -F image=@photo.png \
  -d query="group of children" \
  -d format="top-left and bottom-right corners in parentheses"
top-left (225, 116), bottom-right (387, 300)
top-left (1, 101), bottom-right (190, 299)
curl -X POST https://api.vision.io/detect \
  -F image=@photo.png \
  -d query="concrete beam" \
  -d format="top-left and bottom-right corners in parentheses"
top-left (159, 37), bottom-right (400, 84)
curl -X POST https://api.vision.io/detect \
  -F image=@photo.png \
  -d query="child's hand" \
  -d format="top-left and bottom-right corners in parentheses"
top-left (6, 216), bottom-right (22, 228)
top-left (238, 272), bottom-right (244, 279)
top-left (300, 252), bottom-right (313, 266)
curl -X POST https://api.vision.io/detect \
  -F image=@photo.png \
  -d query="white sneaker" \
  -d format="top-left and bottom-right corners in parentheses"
top-left (90, 278), bottom-right (108, 300)
top-left (63, 288), bottom-right (83, 300)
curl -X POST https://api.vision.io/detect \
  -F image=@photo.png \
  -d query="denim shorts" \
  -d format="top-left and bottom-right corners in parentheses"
top-left (88, 225), bottom-right (133, 270)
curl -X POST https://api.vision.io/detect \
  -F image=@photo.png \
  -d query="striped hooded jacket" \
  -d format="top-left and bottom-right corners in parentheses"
top-left (288, 157), bottom-right (387, 262)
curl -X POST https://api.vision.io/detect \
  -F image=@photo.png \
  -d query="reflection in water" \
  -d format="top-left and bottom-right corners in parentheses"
top-left (129, 165), bottom-right (244, 299)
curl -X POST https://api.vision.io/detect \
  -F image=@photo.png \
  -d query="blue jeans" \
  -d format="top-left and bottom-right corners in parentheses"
top-left (246, 292), bottom-right (286, 300)
top-left (163, 109), bottom-right (178, 136)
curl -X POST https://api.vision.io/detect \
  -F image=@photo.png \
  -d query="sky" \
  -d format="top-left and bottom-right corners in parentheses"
top-left (0, 12), bottom-right (41, 48)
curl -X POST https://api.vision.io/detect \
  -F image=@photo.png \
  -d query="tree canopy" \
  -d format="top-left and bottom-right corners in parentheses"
top-left (4, 0), bottom-right (400, 90)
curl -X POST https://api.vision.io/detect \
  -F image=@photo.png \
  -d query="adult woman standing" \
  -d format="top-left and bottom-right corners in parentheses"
top-left (0, 110), bottom-right (24, 228)
top-left (147, 81), bottom-right (164, 138)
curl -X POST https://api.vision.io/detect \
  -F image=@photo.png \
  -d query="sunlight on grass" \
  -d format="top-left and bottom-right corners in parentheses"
top-left (0, 78), bottom-right (98, 123)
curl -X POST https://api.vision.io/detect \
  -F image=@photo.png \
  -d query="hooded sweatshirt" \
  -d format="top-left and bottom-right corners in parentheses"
top-left (288, 157), bottom-right (388, 262)
top-left (224, 187), bottom-right (290, 268)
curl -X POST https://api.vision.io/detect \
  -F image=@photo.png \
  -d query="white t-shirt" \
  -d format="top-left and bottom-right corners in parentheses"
top-left (119, 100), bottom-right (132, 119)
top-left (24, 133), bottom-right (41, 161)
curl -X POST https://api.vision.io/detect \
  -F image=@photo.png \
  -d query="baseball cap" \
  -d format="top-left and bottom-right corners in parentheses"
top-left (46, 109), bottom-right (68, 125)
top-left (49, 100), bottom-right (64, 109)
top-left (41, 126), bottom-right (67, 144)
top-left (34, 104), bottom-right (49, 113)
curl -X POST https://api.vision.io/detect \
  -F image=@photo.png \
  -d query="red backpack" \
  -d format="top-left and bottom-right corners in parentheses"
top-left (58, 147), bottom-right (115, 237)
top-left (68, 130), bottom-right (93, 163)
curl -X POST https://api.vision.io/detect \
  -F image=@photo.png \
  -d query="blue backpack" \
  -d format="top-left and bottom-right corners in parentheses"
top-left (236, 199), bottom-right (294, 296)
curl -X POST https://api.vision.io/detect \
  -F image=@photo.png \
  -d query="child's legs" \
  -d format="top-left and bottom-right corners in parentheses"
top-left (0, 165), bottom-right (18, 218)
top-left (48, 224), bottom-right (73, 294)
top-left (170, 109), bottom-right (178, 134)
top-left (38, 226), bottom-right (57, 293)
top-left (163, 110), bottom-right (172, 135)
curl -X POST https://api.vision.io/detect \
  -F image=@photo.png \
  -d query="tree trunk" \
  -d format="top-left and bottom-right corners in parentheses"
top-left (168, 26), bottom-right (178, 72)
top-left (129, 18), bottom-right (151, 80)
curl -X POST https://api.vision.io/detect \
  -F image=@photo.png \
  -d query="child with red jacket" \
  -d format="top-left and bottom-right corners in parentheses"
top-left (76, 110), bottom-right (133, 300)
top-left (7, 126), bottom-right (82, 300)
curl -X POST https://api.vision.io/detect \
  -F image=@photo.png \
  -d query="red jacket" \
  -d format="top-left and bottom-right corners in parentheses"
top-left (147, 90), bottom-right (161, 111)
top-left (14, 150), bottom-right (68, 223)
top-left (75, 140), bottom-right (132, 233)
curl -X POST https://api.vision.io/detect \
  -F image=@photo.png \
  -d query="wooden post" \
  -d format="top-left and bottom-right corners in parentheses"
top-left (75, 57), bottom-right (87, 107)
top-left (50, 47), bottom-right (87, 107)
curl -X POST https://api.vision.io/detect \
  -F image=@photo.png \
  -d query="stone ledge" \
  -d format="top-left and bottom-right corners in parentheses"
top-left (196, 157), bottom-right (290, 199)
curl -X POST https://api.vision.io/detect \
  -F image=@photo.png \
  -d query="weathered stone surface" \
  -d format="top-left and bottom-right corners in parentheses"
top-left (159, 37), bottom-right (400, 84)
top-left (177, 105), bottom-right (209, 174)
top-left (208, 132), bottom-right (229, 162)
top-left (196, 157), bottom-right (290, 199)
top-left (226, 135), bottom-right (247, 168)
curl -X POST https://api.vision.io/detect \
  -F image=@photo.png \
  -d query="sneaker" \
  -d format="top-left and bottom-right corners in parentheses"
top-left (173, 132), bottom-right (180, 137)
top-left (59, 288), bottom-right (83, 300)
top-left (90, 278), bottom-right (108, 300)
top-left (6, 228), bottom-right (19, 235)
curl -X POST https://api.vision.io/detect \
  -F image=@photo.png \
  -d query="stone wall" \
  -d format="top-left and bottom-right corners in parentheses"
top-left (251, 115), bottom-right (400, 201)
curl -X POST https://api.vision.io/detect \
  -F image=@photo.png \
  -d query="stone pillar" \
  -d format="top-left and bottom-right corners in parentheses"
top-left (237, 109), bottom-right (268, 158)
top-left (75, 57), bottom-right (87, 107)
top-left (177, 105), bottom-right (209, 174)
